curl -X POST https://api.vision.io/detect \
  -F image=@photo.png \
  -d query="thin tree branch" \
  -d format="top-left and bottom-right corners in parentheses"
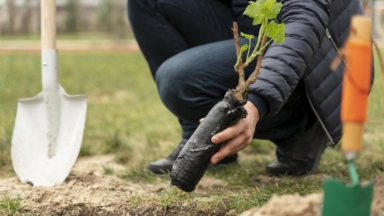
top-left (232, 22), bottom-right (241, 61)
top-left (231, 22), bottom-right (248, 101)
top-left (232, 22), bottom-right (245, 87)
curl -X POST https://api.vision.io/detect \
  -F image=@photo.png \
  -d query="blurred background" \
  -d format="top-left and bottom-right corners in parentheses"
top-left (0, 0), bottom-right (128, 36)
top-left (0, 0), bottom-right (383, 52)
top-left (0, 0), bottom-right (383, 51)
top-left (0, 0), bottom-right (136, 52)
top-left (365, 0), bottom-right (384, 42)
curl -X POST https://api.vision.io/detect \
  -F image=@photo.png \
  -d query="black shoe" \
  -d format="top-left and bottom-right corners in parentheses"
top-left (145, 139), bottom-right (238, 175)
top-left (265, 119), bottom-right (329, 176)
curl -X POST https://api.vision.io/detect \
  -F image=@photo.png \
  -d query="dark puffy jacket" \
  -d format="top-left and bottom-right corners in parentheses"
top-left (229, 0), bottom-right (367, 145)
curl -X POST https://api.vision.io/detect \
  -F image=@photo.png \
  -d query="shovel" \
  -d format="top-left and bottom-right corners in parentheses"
top-left (322, 16), bottom-right (374, 216)
top-left (11, 0), bottom-right (87, 187)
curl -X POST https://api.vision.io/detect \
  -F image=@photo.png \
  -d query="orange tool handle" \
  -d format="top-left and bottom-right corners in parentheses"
top-left (341, 16), bottom-right (372, 153)
top-left (341, 43), bottom-right (372, 122)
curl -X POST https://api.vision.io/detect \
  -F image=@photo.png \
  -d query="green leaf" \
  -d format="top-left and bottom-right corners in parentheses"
top-left (240, 32), bottom-right (254, 39)
top-left (244, 0), bottom-right (283, 24)
top-left (243, 1), bottom-right (265, 25)
top-left (268, 2), bottom-right (282, 19)
top-left (265, 20), bottom-right (286, 44)
top-left (257, 0), bottom-right (268, 5)
top-left (241, 44), bottom-right (249, 51)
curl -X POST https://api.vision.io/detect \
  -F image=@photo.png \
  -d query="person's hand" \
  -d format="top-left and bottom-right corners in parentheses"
top-left (209, 101), bottom-right (260, 164)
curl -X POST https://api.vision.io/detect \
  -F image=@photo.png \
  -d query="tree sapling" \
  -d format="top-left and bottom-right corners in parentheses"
top-left (169, 0), bottom-right (286, 192)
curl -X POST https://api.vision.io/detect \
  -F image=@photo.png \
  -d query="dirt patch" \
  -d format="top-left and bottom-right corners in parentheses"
top-left (0, 156), bottom-right (234, 215)
top-left (0, 155), bottom-right (383, 215)
top-left (372, 178), bottom-right (384, 216)
top-left (240, 193), bottom-right (322, 216)
top-left (0, 156), bottom-right (144, 215)
top-left (241, 177), bottom-right (384, 216)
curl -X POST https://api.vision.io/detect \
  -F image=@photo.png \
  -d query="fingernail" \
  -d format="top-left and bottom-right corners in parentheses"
top-left (212, 136), bottom-right (219, 143)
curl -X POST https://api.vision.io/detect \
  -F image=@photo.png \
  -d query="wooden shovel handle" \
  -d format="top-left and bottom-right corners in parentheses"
top-left (41, 0), bottom-right (56, 50)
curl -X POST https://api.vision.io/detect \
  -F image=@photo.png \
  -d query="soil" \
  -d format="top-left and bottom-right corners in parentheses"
top-left (0, 156), bottom-right (383, 216)
top-left (241, 178), bottom-right (384, 216)
top-left (0, 156), bottom-right (235, 216)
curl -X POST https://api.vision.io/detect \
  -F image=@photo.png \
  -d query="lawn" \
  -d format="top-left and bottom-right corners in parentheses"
top-left (0, 51), bottom-right (383, 215)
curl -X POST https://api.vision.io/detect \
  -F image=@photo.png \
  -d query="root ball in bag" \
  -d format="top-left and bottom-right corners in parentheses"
top-left (170, 92), bottom-right (247, 192)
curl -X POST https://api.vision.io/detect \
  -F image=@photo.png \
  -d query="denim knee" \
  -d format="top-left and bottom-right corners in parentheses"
top-left (155, 56), bottom-right (200, 123)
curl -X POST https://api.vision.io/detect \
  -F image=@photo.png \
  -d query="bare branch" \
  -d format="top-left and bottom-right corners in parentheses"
top-left (232, 22), bottom-right (241, 60)
top-left (232, 22), bottom-right (245, 87)
top-left (231, 22), bottom-right (248, 101)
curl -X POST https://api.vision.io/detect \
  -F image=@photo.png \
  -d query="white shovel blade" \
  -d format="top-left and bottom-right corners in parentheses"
top-left (11, 86), bottom-right (87, 187)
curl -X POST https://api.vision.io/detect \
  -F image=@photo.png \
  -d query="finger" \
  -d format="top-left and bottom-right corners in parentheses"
top-left (199, 118), bottom-right (205, 123)
top-left (211, 120), bottom-right (246, 144)
top-left (211, 135), bottom-right (246, 164)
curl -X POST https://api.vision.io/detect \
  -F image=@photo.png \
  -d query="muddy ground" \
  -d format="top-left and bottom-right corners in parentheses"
top-left (0, 156), bottom-right (383, 216)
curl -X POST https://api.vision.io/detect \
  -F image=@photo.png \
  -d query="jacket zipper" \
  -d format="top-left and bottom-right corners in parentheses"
top-left (326, 28), bottom-right (346, 66)
top-left (304, 28), bottom-right (340, 147)
top-left (305, 88), bottom-right (335, 147)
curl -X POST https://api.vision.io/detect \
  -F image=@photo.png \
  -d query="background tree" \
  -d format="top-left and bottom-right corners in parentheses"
top-left (6, 0), bottom-right (16, 34)
top-left (21, 0), bottom-right (32, 34)
top-left (65, 0), bottom-right (79, 33)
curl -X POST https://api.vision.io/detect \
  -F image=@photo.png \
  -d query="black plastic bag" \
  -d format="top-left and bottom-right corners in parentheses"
top-left (169, 91), bottom-right (247, 192)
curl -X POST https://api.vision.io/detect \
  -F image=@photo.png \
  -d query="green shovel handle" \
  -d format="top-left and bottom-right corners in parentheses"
top-left (348, 160), bottom-right (360, 186)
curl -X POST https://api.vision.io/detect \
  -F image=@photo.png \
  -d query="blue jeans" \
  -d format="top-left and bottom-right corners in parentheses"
top-left (128, 0), bottom-right (311, 146)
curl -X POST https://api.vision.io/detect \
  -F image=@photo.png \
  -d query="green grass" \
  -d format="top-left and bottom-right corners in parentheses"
top-left (0, 51), bottom-right (383, 214)
top-left (0, 195), bottom-right (25, 215)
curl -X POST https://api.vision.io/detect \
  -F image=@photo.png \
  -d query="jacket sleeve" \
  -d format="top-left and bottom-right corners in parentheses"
top-left (248, 0), bottom-right (331, 118)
